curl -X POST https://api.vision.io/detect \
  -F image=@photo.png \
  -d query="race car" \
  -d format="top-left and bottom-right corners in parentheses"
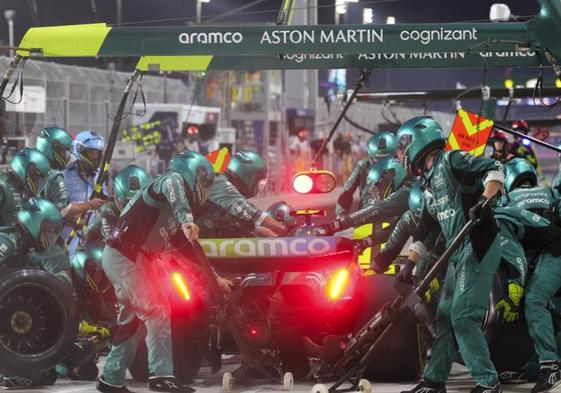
top-left (127, 207), bottom-right (425, 387)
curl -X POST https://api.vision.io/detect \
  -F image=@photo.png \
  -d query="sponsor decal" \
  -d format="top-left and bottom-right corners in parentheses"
top-left (437, 208), bottom-right (456, 221)
top-left (179, 32), bottom-right (243, 45)
top-left (200, 237), bottom-right (335, 258)
top-left (516, 198), bottom-right (549, 207)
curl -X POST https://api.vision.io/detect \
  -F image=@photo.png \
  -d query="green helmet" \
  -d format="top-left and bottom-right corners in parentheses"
top-left (400, 116), bottom-right (446, 176)
top-left (504, 157), bottom-right (537, 192)
top-left (408, 182), bottom-right (425, 216)
top-left (10, 148), bottom-right (51, 196)
top-left (35, 127), bottom-right (73, 170)
top-left (71, 245), bottom-right (109, 294)
top-left (366, 157), bottom-right (407, 198)
top-left (114, 165), bottom-right (152, 207)
top-left (17, 198), bottom-right (62, 252)
top-left (169, 150), bottom-right (215, 206)
top-left (367, 131), bottom-right (397, 159)
top-left (226, 151), bottom-right (268, 198)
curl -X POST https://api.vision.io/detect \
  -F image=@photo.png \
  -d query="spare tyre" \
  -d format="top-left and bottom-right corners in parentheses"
top-left (0, 268), bottom-right (79, 376)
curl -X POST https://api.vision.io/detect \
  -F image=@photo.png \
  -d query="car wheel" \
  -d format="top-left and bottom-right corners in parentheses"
top-left (0, 268), bottom-right (79, 376)
top-left (484, 264), bottom-right (534, 372)
top-left (352, 274), bottom-right (425, 381)
top-left (128, 340), bottom-right (149, 383)
top-left (128, 299), bottom-right (208, 384)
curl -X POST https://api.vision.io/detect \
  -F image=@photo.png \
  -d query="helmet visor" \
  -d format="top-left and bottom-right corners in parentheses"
top-left (372, 169), bottom-right (395, 199)
top-left (397, 134), bottom-right (413, 163)
top-left (52, 141), bottom-right (71, 169)
top-left (256, 178), bottom-right (267, 195)
top-left (26, 164), bottom-right (46, 196)
top-left (37, 220), bottom-right (61, 252)
top-left (84, 260), bottom-right (111, 294)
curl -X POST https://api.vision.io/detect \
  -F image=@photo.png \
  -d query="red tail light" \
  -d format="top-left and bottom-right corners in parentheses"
top-left (326, 268), bottom-right (350, 300)
top-left (172, 272), bottom-right (191, 301)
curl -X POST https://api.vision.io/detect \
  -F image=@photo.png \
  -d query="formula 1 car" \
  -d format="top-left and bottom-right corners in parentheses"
top-left (0, 216), bottom-right (536, 389)
top-left (127, 208), bottom-right (426, 389)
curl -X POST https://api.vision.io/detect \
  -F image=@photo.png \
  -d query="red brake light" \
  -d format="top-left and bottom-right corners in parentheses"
top-left (172, 272), bottom-right (191, 301)
top-left (326, 268), bottom-right (350, 300)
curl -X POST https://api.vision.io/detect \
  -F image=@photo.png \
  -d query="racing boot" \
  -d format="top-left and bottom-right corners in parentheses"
top-left (2, 375), bottom-right (44, 390)
top-left (96, 376), bottom-right (131, 393)
top-left (470, 384), bottom-right (502, 393)
top-left (498, 368), bottom-right (527, 384)
top-left (148, 376), bottom-right (195, 393)
top-left (37, 368), bottom-right (58, 386)
top-left (401, 380), bottom-right (446, 393)
top-left (531, 361), bottom-right (561, 393)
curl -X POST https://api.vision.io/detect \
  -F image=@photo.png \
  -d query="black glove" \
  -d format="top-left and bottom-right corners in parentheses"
top-left (396, 259), bottom-right (416, 284)
top-left (469, 196), bottom-right (490, 222)
top-left (371, 258), bottom-right (387, 275)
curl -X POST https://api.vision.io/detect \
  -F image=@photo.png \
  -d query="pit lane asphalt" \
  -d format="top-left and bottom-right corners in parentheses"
top-left (26, 362), bottom-right (540, 393)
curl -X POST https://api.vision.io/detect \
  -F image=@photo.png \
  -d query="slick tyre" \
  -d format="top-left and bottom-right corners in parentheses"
top-left (128, 297), bottom-right (208, 384)
top-left (0, 268), bottom-right (79, 376)
top-left (171, 299), bottom-right (208, 384)
top-left (352, 274), bottom-right (425, 381)
top-left (484, 264), bottom-right (534, 372)
top-left (128, 340), bottom-right (149, 383)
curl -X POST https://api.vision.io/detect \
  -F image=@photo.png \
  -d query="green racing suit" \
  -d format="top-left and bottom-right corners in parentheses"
top-left (336, 184), bottom-right (411, 231)
top-left (196, 173), bottom-right (268, 238)
top-left (101, 171), bottom-right (197, 387)
top-left (335, 159), bottom-right (375, 217)
top-left (412, 150), bottom-right (504, 387)
top-left (494, 186), bottom-right (561, 288)
top-left (496, 187), bottom-right (561, 365)
top-left (30, 169), bottom-right (71, 280)
top-left (0, 173), bottom-right (26, 226)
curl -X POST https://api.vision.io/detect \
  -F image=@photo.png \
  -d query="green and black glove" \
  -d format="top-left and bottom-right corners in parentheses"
top-left (495, 281), bottom-right (524, 323)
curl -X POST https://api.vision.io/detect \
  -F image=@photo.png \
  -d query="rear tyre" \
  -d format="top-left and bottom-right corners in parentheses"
top-left (485, 264), bottom-right (534, 372)
top-left (0, 268), bottom-right (79, 376)
top-left (128, 340), bottom-right (149, 383)
top-left (352, 274), bottom-right (425, 381)
top-left (128, 296), bottom-right (208, 384)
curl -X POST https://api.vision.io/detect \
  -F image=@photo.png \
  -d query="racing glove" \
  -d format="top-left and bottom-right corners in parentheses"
top-left (396, 259), bottom-right (416, 285)
top-left (79, 320), bottom-right (110, 339)
top-left (495, 281), bottom-right (524, 323)
top-left (469, 196), bottom-right (491, 222)
top-left (424, 277), bottom-right (441, 303)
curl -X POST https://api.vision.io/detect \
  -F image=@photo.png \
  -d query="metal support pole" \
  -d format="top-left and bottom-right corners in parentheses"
top-left (7, 20), bottom-right (14, 57)
top-left (116, 0), bottom-right (122, 26)
top-left (264, 71), bottom-right (271, 192)
top-left (0, 55), bottom-right (23, 99)
top-left (64, 98), bottom-right (69, 130)
top-left (494, 123), bottom-right (561, 153)
top-left (66, 70), bottom-right (142, 245)
top-left (196, 0), bottom-right (202, 24)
